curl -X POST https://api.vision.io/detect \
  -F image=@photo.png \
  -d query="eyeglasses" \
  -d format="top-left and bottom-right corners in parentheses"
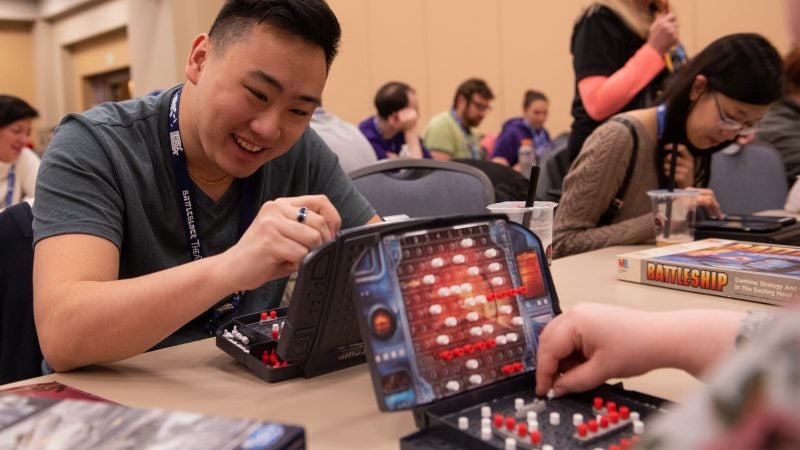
top-left (468, 97), bottom-right (492, 113)
top-left (712, 93), bottom-right (759, 135)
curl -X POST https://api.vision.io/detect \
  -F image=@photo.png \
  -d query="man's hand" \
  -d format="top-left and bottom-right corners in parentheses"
top-left (394, 107), bottom-right (419, 132)
top-left (221, 195), bottom-right (341, 290)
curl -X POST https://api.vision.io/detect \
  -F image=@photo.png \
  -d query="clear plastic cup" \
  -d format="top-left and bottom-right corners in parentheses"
top-left (646, 189), bottom-right (699, 246)
top-left (487, 201), bottom-right (558, 264)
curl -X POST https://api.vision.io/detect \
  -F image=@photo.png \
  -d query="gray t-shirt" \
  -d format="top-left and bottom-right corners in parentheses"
top-left (33, 86), bottom-right (375, 348)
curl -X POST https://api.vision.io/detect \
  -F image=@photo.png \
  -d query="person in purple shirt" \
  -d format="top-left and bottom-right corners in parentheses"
top-left (359, 81), bottom-right (431, 160)
top-left (491, 90), bottom-right (553, 170)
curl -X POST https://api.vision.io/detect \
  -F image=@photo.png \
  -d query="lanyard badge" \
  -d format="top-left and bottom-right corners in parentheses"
top-left (5, 164), bottom-right (16, 208)
top-left (167, 88), bottom-right (256, 335)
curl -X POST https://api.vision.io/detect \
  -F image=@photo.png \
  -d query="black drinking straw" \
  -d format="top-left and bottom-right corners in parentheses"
top-left (522, 166), bottom-right (540, 229)
top-left (664, 143), bottom-right (679, 239)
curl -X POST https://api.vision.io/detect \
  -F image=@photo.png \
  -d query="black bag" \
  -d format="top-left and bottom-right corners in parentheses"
top-left (597, 118), bottom-right (638, 226)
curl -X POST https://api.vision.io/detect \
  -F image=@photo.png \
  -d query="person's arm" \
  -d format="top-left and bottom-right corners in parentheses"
top-left (20, 150), bottom-right (40, 204)
top-left (430, 150), bottom-right (452, 161)
top-left (535, 303), bottom-right (746, 397)
top-left (490, 156), bottom-right (510, 166)
top-left (34, 195), bottom-right (340, 372)
top-left (788, 0), bottom-right (800, 46)
top-left (553, 121), bottom-right (654, 258)
top-left (786, 177), bottom-right (800, 212)
top-left (490, 130), bottom-right (519, 167)
top-left (394, 108), bottom-right (424, 159)
top-left (579, 46), bottom-right (665, 121)
top-left (579, 13), bottom-right (677, 121)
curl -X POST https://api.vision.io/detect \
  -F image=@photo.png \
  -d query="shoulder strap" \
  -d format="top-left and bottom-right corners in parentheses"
top-left (597, 117), bottom-right (638, 227)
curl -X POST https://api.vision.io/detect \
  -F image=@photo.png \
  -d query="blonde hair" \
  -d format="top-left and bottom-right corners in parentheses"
top-left (581, 0), bottom-right (655, 39)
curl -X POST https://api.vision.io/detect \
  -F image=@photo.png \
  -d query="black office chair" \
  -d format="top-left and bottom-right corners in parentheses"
top-left (453, 159), bottom-right (530, 203)
top-left (534, 136), bottom-right (571, 203)
top-left (0, 202), bottom-right (43, 384)
top-left (709, 142), bottom-right (789, 214)
top-left (349, 159), bottom-right (495, 218)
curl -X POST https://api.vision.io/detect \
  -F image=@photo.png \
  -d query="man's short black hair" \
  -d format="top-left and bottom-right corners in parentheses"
top-left (452, 78), bottom-right (494, 108)
top-left (209, 0), bottom-right (341, 71)
top-left (0, 95), bottom-right (38, 128)
top-left (374, 81), bottom-right (413, 119)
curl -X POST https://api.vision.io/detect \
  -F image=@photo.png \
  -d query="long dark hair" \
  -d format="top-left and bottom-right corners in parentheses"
top-left (656, 33), bottom-right (783, 187)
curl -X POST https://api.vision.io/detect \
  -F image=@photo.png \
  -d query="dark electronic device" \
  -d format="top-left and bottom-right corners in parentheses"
top-left (349, 216), bottom-right (668, 449)
top-left (722, 214), bottom-right (796, 226)
top-left (695, 219), bottom-right (782, 233)
top-left (216, 218), bottom-right (459, 382)
top-left (694, 214), bottom-right (800, 246)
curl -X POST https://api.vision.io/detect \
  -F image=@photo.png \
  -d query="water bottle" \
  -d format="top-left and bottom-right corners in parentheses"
top-left (518, 138), bottom-right (535, 179)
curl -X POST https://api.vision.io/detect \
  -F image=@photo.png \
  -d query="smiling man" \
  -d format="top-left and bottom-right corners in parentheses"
top-left (32, 0), bottom-right (379, 372)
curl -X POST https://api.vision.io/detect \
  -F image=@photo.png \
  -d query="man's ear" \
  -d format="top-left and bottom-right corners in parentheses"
top-left (454, 94), bottom-right (467, 113)
top-left (689, 74), bottom-right (708, 101)
top-left (185, 34), bottom-right (210, 85)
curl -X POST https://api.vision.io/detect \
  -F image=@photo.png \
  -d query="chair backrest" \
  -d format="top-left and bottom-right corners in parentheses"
top-left (709, 142), bottom-right (789, 214)
top-left (452, 158), bottom-right (530, 203)
top-left (349, 159), bottom-right (495, 218)
top-left (0, 202), bottom-right (43, 383)
top-left (535, 136), bottom-right (571, 202)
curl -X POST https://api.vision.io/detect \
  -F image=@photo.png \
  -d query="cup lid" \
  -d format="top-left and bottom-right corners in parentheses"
top-left (646, 189), bottom-right (699, 198)
top-left (487, 201), bottom-right (558, 212)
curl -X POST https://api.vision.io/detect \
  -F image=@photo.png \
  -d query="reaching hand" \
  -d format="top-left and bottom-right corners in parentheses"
top-left (535, 304), bottom-right (666, 397)
top-left (221, 195), bottom-right (341, 290)
top-left (535, 304), bottom-right (745, 397)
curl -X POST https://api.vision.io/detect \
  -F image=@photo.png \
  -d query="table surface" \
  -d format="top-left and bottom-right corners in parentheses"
top-left (2, 245), bottom-right (780, 449)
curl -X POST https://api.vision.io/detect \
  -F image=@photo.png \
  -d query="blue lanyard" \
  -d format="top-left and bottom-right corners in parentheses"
top-left (4, 164), bottom-right (15, 208)
top-left (449, 109), bottom-right (481, 159)
top-left (168, 88), bottom-right (256, 334)
top-left (656, 104), bottom-right (667, 140)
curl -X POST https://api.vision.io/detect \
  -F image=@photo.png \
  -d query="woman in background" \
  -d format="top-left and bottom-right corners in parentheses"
top-left (566, 0), bottom-right (681, 163)
top-left (491, 90), bottom-right (553, 170)
top-left (0, 95), bottom-right (39, 211)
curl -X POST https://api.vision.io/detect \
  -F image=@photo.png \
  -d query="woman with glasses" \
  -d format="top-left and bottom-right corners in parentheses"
top-left (554, 33), bottom-right (783, 258)
top-left (0, 95), bottom-right (39, 212)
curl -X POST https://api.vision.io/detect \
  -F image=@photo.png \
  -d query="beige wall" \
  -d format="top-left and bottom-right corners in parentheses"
top-left (324, 0), bottom-right (791, 137)
top-left (169, 0), bottom-right (225, 81)
top-left (66, 27), bottom-right (130, 111)
top-left (18, 0), bottom-right (795, 139)
top-left (0, 20), bottom-right (39, 146)
top-left (0, 20), bottom-right (36, 104)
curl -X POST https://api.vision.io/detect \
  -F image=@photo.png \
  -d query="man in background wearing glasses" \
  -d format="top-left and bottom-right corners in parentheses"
top-left (423, 78), bottom-right (494, 160)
